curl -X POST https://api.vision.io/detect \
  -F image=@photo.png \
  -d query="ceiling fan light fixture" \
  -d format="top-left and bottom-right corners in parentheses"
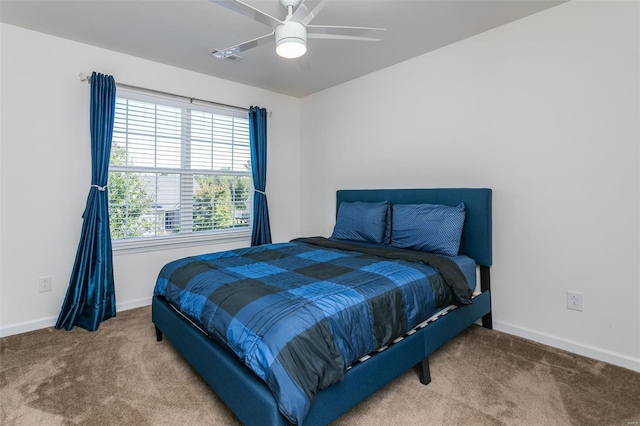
top-left (275, 21), bottom-right (307, 59)
top-left (276, 39), bottom-right (306, 58)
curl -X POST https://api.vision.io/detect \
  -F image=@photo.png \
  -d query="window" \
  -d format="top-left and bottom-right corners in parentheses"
top-left (109, 90), bottom-right (252, 252)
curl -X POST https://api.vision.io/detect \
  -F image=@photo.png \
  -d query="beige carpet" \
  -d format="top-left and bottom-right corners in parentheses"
top-left (1, 306), bottom-right (638, 426)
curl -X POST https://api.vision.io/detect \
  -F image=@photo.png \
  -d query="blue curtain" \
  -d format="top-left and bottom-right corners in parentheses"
top-left (249, 106), bottom-right (272, 246)
top-left (56, 72), bottom-right (116, 331)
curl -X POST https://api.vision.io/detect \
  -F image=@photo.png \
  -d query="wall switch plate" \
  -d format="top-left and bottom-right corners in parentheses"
top-left (39, 276), bottom-right (52, 293)
top-left (567, 291), bottom-right (583, 311)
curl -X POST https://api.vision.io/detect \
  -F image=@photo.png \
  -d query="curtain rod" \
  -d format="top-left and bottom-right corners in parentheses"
top-left (78, 72), bottom-right (256, 114)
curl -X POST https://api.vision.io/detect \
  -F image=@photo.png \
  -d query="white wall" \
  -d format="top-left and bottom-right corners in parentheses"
top-left (0, 23), bottom-right (301, 335)
top-left (300, 1), bottom-right (640, 371)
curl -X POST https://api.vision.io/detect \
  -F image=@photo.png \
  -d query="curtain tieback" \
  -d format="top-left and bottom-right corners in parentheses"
top-left (91, 184), bottom-right (108, 192)
top-left (254, 189), bottom-right (266, 195)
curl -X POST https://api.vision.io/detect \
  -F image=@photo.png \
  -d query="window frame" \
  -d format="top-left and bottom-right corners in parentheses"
top-left (109, 89), bottom-right (253, 255)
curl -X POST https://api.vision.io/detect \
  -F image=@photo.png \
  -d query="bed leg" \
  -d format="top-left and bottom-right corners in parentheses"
top-left (418, 358), bottom-right (431, 385)
top-left (479, 265), bottom-right (493, 330)
top-left (482, 312), bottom-right (493, 330)
top-left (155, 326), bottom-right (163, 342)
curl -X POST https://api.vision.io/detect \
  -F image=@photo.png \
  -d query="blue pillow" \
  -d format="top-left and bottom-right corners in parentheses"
top-left (391, 203), bottom-right (466, 256)
top-left (331, 201), bottom-right (391, 244)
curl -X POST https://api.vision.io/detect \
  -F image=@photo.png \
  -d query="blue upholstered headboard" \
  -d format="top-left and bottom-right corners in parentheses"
top-left (336, 188), bottom-right (492, 267)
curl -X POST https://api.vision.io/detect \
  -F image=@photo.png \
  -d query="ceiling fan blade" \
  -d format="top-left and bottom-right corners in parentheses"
top-left (307, 25), bottom-right (387, 39)
top-left (291, 0), bottom-right (327, 26)
top-left (307, 33), bottom-right (381, 42)
top-left (210, 0), bottom-right (283, 27)
top-left (212, 30), bottom-right (275, 58)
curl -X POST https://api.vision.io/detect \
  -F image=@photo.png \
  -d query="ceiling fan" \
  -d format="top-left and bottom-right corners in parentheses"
top-left (210, 0), bottom-right (386, 60)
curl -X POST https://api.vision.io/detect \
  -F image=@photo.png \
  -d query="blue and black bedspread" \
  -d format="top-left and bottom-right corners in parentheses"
top-left (154, 237), bottom-right (472, 424)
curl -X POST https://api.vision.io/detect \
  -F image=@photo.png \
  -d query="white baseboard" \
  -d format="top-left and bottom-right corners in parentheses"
top-left (493, 320), bottom-right (640, 373)
top-left (0, 316), bottom-right (59, 338)
top-left (0, 297), bottom-right (153, 338)
top-left (116, 296), bottom-right (152, 312)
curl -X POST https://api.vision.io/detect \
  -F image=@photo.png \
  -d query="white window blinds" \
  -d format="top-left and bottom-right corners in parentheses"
top-left (109, 89), bottom-right (252, 248)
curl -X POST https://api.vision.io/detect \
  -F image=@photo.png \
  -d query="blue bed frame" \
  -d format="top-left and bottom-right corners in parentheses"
top-left (152, 188), bottom-right (492, 425)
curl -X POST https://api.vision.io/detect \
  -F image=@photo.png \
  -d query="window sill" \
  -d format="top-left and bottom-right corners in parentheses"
top-left (112, 229), bottom-right (252, 255)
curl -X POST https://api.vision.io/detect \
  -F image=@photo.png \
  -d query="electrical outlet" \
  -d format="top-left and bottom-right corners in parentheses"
top-left (567, 291), bottom-right (583, 311)
top-left (38, 276), bottom-right (52, 293)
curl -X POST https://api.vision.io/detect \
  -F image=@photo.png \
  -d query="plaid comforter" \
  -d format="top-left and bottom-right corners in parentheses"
top-left (154, 237), bottom-right (471, 425)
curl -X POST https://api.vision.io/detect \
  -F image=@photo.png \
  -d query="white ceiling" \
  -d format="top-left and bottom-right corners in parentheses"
top-left (0, 0), bottom-right (565, 98)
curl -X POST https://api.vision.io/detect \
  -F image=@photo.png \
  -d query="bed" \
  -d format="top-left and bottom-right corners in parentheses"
top-left (152, 187), bottom-right (492, 425)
